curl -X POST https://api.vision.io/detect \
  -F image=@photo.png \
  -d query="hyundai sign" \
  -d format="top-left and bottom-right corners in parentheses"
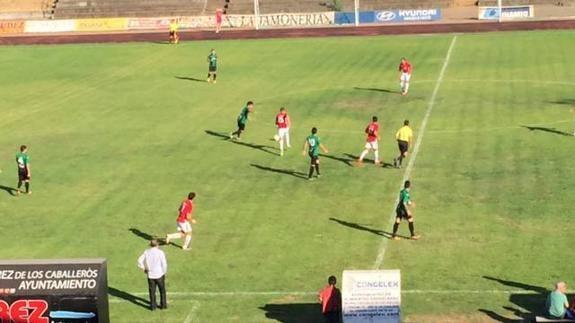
top-left (376, 9), bottom-right (441, 23)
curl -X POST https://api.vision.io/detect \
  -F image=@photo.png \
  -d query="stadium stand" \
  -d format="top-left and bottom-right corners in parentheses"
top-left (0, 0), bottom-right (54, 20)
top-left (54, 0), bottom-right (208, 19)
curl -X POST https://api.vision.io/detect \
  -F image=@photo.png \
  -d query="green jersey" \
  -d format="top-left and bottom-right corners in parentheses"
top-left (208, 53), bottom-right (217, 68)
top-left (16, 152), bottom-right (30, 169)
top-left (306, 134), bottom-right (321, 156)
top-left (398, 188), bottom-right (411, 209)
top-left (237, 106), bottom-right (249, 124)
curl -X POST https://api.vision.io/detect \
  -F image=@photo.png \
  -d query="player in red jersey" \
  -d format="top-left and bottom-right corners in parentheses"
top-left (215, 8), bottom-right (223, 33)
top-left (165, 192), bottom-right (196, 251)
top-left (398, 57), bottom-right (412, 96)
top-left (274, 107), bottom-right (291, 156)
top-left (356, 116), bottom-right (381, 166)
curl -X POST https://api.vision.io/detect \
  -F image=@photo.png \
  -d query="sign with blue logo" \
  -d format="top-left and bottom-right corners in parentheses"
top-left (375, 9), bottom-right (441, 23)
top-left (478, 6), bottom-right (534, 20)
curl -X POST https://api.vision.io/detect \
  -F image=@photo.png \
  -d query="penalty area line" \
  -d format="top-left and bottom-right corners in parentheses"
top-left (372, 35), bottom-right (458, 270)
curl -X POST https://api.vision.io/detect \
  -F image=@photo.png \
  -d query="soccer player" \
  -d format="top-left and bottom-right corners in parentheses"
top-left (275, 107), bottom-right (291, 156)
top-left (356, 116), bottom-right (381, 166)
top-left (398, 57), bottom-right (412, 96)
top-left (165, 192), bottom-right (197, 251)
top-left (207, 49), bottom-right (218, 83)
top-left (302, 127), bottom-right (328, 180)
top-left (318, 276), bottom-right (342, 323)
top-left (393, 120), bottom-right (413, 168)
top-left (215, 8), bottom-right (223, 33)
top-left (230, 101), bottom-right (254, 140)
top-left (391, 180), bottom-right (420, 240)
top-left (169, 19), bottom-right (179, 44)
top-left (15, 145), bottom-right (31, 195)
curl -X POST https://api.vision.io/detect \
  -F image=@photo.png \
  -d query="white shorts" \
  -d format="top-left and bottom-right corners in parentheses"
top-left (278, 127), bottom-right (289, 138)
top-left (177, 221), bottom-right (192, 233)
top-left (365, 140), bottom-right (378, 150)
top-left (401, 73), bottom-right (411, 82)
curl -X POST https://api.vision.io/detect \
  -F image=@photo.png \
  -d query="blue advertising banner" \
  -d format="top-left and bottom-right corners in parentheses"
top-left (334, 11), bottom-right (375, 24)
top-left (375, 9), bottom-right (441, 23)
top-left (478, 6), bottom-right (534, 20)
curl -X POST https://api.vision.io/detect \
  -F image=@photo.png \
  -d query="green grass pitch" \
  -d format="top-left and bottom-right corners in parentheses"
top-left (1, 30), bottom-right (575, 322)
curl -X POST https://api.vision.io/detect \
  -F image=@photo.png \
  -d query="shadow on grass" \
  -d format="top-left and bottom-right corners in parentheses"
top-left (343, 153), bottom-right (394, 168)
top-left (109, 287), bottom-right (150, 310)
top-left (521, 125), bottom-right (572, 137)
top-left (547, 98), bottom-right (575, 105)
top-left (329, 217), bottom-right (411, 240)
top-left (205, 130), bottom-right (278, 156)
top-left (354, 87), bottom-right (399, 94)
top-left (320, 153), bottom-right (353, 167)
top-left (0, 184), bottom-right (17, 196)
top-left (480, 276), bottom-right (552, 321)
top-left (260, 303), bottom-right (323, 323)
top-left (175, 76), bottom-right (206, 82)
top-left (129, 228), bottom-right (155, 241)
top-left (251, 164), bottom-right (307, 179)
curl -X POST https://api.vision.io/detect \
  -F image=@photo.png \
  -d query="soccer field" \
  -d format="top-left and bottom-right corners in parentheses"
top-left (1, 30), bottom-right (575, 322)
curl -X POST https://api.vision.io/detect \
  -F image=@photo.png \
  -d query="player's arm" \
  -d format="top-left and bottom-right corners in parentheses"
top-left (320, 144), bottom-right (328, 154)
top-left (26, 162), bottom-right (31, 178)
top-left (302, 141), bottom-right (309, 156)
top-left (286, 115), bottom-right (291, 128)
top-left (137, 252), bottom-right (147, 273)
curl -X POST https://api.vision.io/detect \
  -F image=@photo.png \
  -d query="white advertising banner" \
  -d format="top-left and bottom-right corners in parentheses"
top-left (342, 270), bottom-right (401, 323)
top-left (25, 20), bottom-right (75, 33)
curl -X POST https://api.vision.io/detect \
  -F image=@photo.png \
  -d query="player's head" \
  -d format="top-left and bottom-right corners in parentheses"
top-left (328, 276), bottom-right (337, 285)
top-left (311, 127), bottom-right (317, 134)
top-left (150, 239), bottom-right (159, 247)
top-left (280, 107), bottom-right (286, 113)
top-left (188, 192), bottom-right (196, 200)
top-left (20, 145), bottom-right (27, 152)
top-left (372, 116), bottom-right (378, 122)
top-left (401, 57), bottom-right (407, 62)
top-left (404, 180), bottom-right (411, 189)
top-left (404, 119), bottom-right (409, 126)
top-left (247, 101), bottom-right (254, 111)
top-left (211, 48), bottom-right (215, 53)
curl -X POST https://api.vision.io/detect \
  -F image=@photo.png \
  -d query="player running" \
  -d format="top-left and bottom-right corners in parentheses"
top-left (165, 192), bottom-right (197, 250)
top-left (356, 116), bottom-right (381, 166)
top-left (398, 57), bottom-right (412, 96)
top-left (302, 127), bottom-right (328, 180)
top-left (207, 49), bottom-right (218, 83)
top-left (230, 101), bottom-right (254, 140)
top-left (15, 145), bottom-right (31, 195)
top-left (275, 107), bottom-right (291, 156)
top-left (391, 180), bottom-right (420, 240)
top-left (393, 120), bottom-right (413, 168)
top-left (169, 19), bottom-right (179, 44)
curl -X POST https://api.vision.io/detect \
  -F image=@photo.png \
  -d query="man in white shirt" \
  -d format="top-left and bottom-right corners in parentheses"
top-left (137, 239), bottom-right (168, 310)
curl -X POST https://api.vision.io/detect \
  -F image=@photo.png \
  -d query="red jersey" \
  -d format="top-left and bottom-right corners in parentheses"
top-left (365, 122), bottom-right (379, 142)
top-left (216, 10), bottom-right (223, 23)
top-left (276, 113), bottom-right (289, 129)
top-left (177, 199), bottom-right (193, 223)
top-left (319, 285), bottom-right (341, 314)
top-left (399, 61), bottom-right (412, 74)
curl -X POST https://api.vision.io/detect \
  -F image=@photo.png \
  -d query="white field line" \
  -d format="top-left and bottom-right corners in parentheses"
top-left (373, 35), bottom-right (458, 270)
top-left (183, 301), bottom-right (200, 323)
top-left (108, 289), bottom-right (562, 301)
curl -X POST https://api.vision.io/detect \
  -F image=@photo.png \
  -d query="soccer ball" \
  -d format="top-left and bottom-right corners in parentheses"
top-left (273, 134), bottom-right (280, 142)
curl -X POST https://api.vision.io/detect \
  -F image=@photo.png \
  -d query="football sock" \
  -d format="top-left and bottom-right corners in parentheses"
top-left (285, 132), bottom-right (290, 146)
top-left (17, 180), bottom-right (22, 189)
top-left (167, 233), bottom-right (181, 240)
top-left (25, 182), bottom-right (29, 193)
top-left (213, 74), bottom-right (217, 81)
top-left (405, 83), bottom-right (409, 93)
top-left (359, 150), bottom-right (369, 161)
top-left (374, 150), bottom-right (380, 163)
top-left (392, 223), bottom-right (399, 236)
top-left (308, 166), bottom-right (314, 178)
top-left (279, 140), bottom-right (284, 153)
top-left (409, 222), bottom-right (415, 236)
top-left (315, 164), bottom-right (320, 176)
top-left (400, 82), bottom-right (404, 92)
top-left (398, 156), bottom-right (403, 166)
top-left (183, 235), bottom-right (192, 249)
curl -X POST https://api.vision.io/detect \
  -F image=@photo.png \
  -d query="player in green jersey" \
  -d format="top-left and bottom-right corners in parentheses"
top-left (230, 101), bottom-right (254, 140)
top-left (302, 127), bottom-right (328, 180)
top-left (392, 180), bottom-right (420, 240)
top-left (207, 49), bottom-right (218, 83)
top-left (15, 145), bottom-right (31, 195)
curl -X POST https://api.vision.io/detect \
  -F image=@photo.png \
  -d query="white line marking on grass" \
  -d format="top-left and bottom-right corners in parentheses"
top-left (183, 301), bottom-right (200, 323)
top-left (373, 35), bottom-right (458, 270)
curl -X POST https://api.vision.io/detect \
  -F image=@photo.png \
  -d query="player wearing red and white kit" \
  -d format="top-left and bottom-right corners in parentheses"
top-left (357, 116), bottom-right (381, 166)
top-left (275, 107), bottom-right (291, 156)
top-left (399, 57), bottom-right (412, 96)
top-left (165, 192), bottom-right (196, 251)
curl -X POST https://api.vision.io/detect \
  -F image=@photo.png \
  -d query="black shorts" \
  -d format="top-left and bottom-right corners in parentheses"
top-left (18, 168), bottom-right (29, 181)
top-left (237, 121), bottom-right (246, 131)
top-left (309, 153), bottom-right (319, 165)
top-left (209, 66), bottom-right (217, 72)
top-left (169, 31), bottom-right (175, 36)
top-left (398, 140), bottom-right (409, 154)
top-left (395, 207), bottom-right (410, 220)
